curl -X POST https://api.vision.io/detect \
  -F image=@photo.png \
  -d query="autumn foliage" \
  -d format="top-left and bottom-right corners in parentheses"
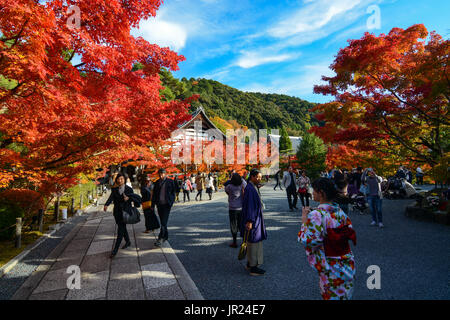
top-left (0, 0), bottom-right (194, 198)
top-left (0, 189), bottom-right (44, 219)
top-left (312, 24), bottom-right (449, 174)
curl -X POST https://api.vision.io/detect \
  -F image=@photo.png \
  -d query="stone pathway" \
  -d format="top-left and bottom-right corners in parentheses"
top-left (10, 199), bottom-right (203, 300)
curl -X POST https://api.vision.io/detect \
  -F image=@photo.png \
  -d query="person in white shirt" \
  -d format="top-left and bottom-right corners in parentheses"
top-left (205, 173), bottom-right (215, 200)
top-left (282, 166), bottom-right (298, 211)
top-left (416, 167), bottom-right (424, 185)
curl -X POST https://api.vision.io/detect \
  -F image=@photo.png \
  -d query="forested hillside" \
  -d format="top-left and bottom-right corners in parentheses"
top-left (159, 69), bottom-right (318, 136)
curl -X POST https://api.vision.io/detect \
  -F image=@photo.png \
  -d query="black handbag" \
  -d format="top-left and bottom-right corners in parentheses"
top-left (123, 206), bottom-right (141, 224)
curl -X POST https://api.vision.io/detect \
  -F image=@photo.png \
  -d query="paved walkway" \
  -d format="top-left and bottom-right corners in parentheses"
top-left (167, 182), bottom-right (450, 300)
top-left (9, 193), bottom-right (204, 300)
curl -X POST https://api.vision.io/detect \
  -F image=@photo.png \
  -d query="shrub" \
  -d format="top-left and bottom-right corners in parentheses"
top-left (0, 199), bottom-right (24, 240)
top-left (0, 189), bottom-right (44, 220)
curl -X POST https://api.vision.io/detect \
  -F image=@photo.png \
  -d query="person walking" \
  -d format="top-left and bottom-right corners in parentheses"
top-left (140, 177), bottom-right (160, 233)
top-left (182, 177), bottom-right (192, 202)
top-left (225, 173), bottom-right (247, 248)
top-left (282, 166), bottom-right (298, 211)
top-left (205, 173), bottom-right (215, 200)
top-left (298, 178), bottom-right (356, 300)
top-left (213, 172), bottom-right (218, 192)
top-left (241, 169), bottom-right (267, 276)
top-left (151, 168), bottom-right (176, 246)
top-left (273, 169), bottom-right (283, 190)
top-left (104, 173), bottom-right (142, 258)
top-left (195, 172), bottom-right (205, 201)
top-left (297, 170), bottom-right (311, 208)
top-left (173, 176), bottom-right (182, 203)
top-left (405, 168), bottom-right (413, 184)
top-left (364, 168), bottom-right (384, 228)
top-left (416, 166), bottom-right (424, 185)
top-left (190, 174), bottom-right (196, 193)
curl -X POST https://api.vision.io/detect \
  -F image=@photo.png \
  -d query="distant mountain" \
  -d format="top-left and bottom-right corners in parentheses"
top-left (159, 69), bottom-right (319, 136)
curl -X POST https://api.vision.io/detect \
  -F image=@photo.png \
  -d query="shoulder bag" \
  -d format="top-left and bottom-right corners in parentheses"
top-left (122, 202), bottom-right (141, 224)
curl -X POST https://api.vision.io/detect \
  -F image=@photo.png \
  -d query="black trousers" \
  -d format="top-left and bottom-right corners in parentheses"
top-left (416, 175), bottom-right (423, 185)
top-left (229, 209), bottom-right (242, 241)
top-left (113, 222), bottom-right (130, 254)
top-left (157, 204), bottom-right (171, 240)
top-left (299, 192), bottom-right (310, 207)
top-left (196, 190), bottom-right (203, 201)
top-left (274, 179), bottom-right (282, 190)
top-left (286, 188), bottom-right (298, 209)
top-left (183, 190), bottom-right (190, 202)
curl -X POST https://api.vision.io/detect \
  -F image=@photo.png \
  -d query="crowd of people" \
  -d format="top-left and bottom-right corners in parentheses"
top-left (103, 163), bottom-right (431, 300)
top-left (177, 172), bottom-right (218, 202)
top-left (219, 167), bottom-right (358, 298)
top-left (270, 165), bottom-right (430, 230)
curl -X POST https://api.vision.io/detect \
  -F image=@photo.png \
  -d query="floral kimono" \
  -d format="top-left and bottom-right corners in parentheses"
top-left (298, 203), bottom-right (356, 300)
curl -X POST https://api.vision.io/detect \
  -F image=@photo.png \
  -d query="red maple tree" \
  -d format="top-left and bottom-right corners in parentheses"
top-left (312, 24), bottom-right (449, 171)
top-left (0, 1), bottom-right (193, 203)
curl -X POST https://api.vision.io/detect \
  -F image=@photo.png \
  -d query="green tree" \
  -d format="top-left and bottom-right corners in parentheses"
top-left (296, 132), bottom-right (327, 180)
top-left (279, 127), bottom-right (292, 153)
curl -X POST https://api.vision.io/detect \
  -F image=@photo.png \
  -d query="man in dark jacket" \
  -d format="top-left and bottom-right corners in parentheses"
top-left (151, 168), bottom-right (176, 246)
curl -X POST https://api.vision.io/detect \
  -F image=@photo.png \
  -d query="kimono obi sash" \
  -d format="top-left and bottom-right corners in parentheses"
top-left (323, 225), bottom-right (356, 257)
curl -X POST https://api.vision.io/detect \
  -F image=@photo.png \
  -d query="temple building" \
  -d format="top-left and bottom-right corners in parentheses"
top-left (174, 106), bottom-right (226, 143)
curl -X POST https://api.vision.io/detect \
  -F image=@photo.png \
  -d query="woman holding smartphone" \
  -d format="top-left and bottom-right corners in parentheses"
top-left (298, 178), bottom-right (356, 300)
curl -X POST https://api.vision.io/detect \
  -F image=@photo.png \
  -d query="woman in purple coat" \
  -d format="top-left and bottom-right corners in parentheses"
top-left (241, 169), bottom-right (267, 276)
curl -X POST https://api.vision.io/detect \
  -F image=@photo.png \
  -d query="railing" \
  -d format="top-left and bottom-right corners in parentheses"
top-left (0, 185), bottom-right (108, 250)
top-left (0, 218), bottom-right (22, 248)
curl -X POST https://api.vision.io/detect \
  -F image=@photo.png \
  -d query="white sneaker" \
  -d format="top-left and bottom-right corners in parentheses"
top-left (370, 221), bottom-right (377, 226)
top-left (379, 222), bottom-right (384, 228)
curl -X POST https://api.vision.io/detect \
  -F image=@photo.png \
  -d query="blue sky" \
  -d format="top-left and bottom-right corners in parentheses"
top-left (132, 0), bottom-right (449, 103)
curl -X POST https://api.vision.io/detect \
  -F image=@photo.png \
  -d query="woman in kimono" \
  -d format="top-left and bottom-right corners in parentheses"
top-left (298, 177), bottom-right (356, 300)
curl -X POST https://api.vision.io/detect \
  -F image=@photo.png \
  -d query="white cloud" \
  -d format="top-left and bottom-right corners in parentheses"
top-left (239, 60), bottom-right (334, 101)
top-left (234, 51), bottom-right (298, 69)
top-left (268, 0), bottom-right (363, 38)
top-left (133, 16), bottom-right (187, 51)
top-left (263, 0), bottom-right (381, 47)
top-left (200, 68), bottom-right (231, 82)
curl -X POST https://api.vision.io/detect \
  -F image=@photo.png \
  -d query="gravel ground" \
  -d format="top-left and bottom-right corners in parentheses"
top-left (167, 183), bottom-right (450, 300)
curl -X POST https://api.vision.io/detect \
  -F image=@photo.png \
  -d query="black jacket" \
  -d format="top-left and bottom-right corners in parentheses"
top-left (105, 185), bottom-right (142, 224)
top-left (151, 178), bottom-right (176, 208)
